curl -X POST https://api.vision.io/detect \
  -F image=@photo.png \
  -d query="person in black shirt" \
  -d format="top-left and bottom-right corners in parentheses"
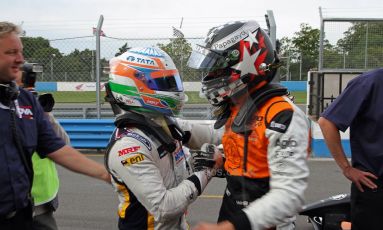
top-left (318, 68), bottom-right (383, 230)
top-left (0, 21), bottom-right (110, 230)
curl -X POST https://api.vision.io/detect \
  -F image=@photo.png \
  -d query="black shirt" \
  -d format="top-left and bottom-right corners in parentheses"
top-left (321, 68), bottom-right (383, 180)
top-left (0, 88), bottom-right (65, 216)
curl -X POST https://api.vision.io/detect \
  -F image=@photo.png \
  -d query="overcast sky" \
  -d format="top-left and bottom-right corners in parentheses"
top-left (2, 0), bottom-right (383, 40)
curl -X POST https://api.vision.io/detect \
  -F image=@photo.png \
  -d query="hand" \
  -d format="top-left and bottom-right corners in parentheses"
top-left (190, 143), bottom-right (218, 172)
top-left (343, 166), bottom-right (378, 192)
top-left (193, 221), bottom-right (235, 230)
top-left (102, 171), bottom-right (112, 184)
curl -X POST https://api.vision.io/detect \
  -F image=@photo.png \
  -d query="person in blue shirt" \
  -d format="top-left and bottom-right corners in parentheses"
top-left (318, 68), bottom-right (383, 230)
top-left (0, 21), bottom-right (111, 230)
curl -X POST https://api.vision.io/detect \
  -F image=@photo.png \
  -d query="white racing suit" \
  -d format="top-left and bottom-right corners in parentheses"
top-left (105, 114), bottom-right (221, 230)
top-left (216, 85), bottom-right (311, 230)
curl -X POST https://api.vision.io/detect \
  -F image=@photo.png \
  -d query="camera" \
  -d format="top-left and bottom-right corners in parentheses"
top-left (20, 63), bottom-right (54, 112)
top-left (20, 63), bottom-right (43, 91)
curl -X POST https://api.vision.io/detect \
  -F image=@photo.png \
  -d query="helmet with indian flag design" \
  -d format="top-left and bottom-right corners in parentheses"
top-left (107, 47), bottom-right (186, 116)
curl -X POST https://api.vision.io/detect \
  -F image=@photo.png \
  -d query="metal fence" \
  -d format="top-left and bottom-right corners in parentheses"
top-left (22, 35), bottom-right (205, 85)
top-left (319, 9), bottom-right (383, 71)
top-left (20, 13), bottom-right (280, 118)
top-left (306, 9), bottom-right (383, 120)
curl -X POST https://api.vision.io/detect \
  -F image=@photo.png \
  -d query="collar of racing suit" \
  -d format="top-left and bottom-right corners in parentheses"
top-left (214, 83), bottom-right (288, 132)
top-left (114, 111), bottom-right (190, 153)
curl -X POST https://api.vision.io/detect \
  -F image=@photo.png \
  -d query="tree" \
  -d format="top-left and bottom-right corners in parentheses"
top-left (277, 37), bottom-right (294, 80)
top-left (278, 23), bottom-right (332, 80)
top-left (291, 24), bottom-right (320, 62)
top-left (57, 48), bottom-right (108, 82)
top-left (20, 37), bottom-right (63, 81)
top-left (21, 37), bottom-right (60, 59)
top-left (157, 37), bottom-right (198, 81)
top-left (336, 22), bottom-right (383, 69)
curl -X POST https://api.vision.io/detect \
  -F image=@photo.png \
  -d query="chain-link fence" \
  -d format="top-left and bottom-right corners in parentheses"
top-left (21, 35), bottom-right (212, 118)
top-left (306, 9), bottom-right (383, 120)
top-left (319, 19), bottom-right (383, 71)
top-left (22, 36), bottom-right (205, 84)
top-left (19, 13), bottom-right (279, 118)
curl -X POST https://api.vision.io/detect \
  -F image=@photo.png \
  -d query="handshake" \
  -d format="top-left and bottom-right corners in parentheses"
top-left (189, 143), bottom-right (225, 177)
top-left (186, 143), bottom-right (225, 196)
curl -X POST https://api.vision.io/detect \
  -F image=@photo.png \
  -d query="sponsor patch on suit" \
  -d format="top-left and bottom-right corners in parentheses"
top-left (121, 153), bottom-right (145, 167)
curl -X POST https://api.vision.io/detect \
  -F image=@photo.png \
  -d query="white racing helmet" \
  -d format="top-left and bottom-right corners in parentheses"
top-left (107, 47), bottom-right (186, 116)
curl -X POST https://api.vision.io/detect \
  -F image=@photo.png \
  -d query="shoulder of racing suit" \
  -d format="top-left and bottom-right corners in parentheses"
top-left (104, 111), bottom-right (190, 182)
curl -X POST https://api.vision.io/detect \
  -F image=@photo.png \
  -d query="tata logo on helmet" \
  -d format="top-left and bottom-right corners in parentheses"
top-left (126, 55), bottom-right (155, 66)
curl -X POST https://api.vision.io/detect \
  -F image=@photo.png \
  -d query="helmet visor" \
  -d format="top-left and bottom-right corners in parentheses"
top-left (148, 70), bottom-right (184, 92)
top-left (187, 45), bottom-right (227, 71)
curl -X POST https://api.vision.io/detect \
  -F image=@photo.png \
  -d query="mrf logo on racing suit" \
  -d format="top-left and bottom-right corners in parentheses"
top-left (121, 153), bottom-right (145, 167)
top-left (118, 146), bottom-right (141, 157)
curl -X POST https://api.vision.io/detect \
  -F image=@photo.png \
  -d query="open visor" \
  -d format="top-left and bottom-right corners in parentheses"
top-left (187, 45), bottom-right (227, 71)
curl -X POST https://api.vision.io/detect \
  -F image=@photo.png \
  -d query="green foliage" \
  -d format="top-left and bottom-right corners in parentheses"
top-left (335, 22), bottom-right (383, 69)
top-left (291, 24), bottom-right (321, 61)
top-left (279, 24), bottom-right (333, 80)
top-left (157, 37), bottom-right (201, 81)
top-left (22, 21), bottom-right (383, 85)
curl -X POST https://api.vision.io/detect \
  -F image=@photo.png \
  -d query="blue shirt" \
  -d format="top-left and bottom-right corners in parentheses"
top-left (321, 68), bottom-right (383, 180)
top-left (0, 88), bottom-right (65, 216)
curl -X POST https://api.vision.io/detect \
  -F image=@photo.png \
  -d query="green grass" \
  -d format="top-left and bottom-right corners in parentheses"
top-left (289, 91), bottom-right (307, 104)
top-left (44, 91), bottom-right (307, 104)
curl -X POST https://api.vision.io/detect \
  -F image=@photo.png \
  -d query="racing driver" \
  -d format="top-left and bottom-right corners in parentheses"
top-left (188, 20), bottom-right (311, 230)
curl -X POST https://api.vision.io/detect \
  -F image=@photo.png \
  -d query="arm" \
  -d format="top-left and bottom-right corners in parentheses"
top-left (47, 145), bottom-right (110, 183)
top-left (176, 119), bottom-right (223, 149)
top-left (318, 117), bottom-right (378, 191)
top-left (108, 136), bottom-right (212, 222)
top-left (317, 117), bottom-right (350, 171)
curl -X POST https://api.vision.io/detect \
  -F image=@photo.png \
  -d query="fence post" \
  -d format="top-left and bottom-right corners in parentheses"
top-left (95, 15), bottom-right (104, 119)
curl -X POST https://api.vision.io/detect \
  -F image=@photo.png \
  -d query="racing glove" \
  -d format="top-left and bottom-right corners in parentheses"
top-left (189, 143), bottom-right (216, 172)
top-left (187, 143), bottom-right (218, 195)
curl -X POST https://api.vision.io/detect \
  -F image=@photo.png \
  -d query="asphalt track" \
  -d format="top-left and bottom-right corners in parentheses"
top-left (55, 155), bottom-right (350, 230)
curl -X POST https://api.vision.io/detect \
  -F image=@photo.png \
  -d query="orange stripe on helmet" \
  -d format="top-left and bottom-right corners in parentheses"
top-left (150, 69), bottom-right (178, 79)
top-left (152, 57), bottom-right (165, 69)
top-left (111, 62), bottom-right (155, 94)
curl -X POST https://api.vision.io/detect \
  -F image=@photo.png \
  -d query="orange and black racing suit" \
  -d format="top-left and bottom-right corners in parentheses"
top-left (217, 85), bottom-right (310, 230)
